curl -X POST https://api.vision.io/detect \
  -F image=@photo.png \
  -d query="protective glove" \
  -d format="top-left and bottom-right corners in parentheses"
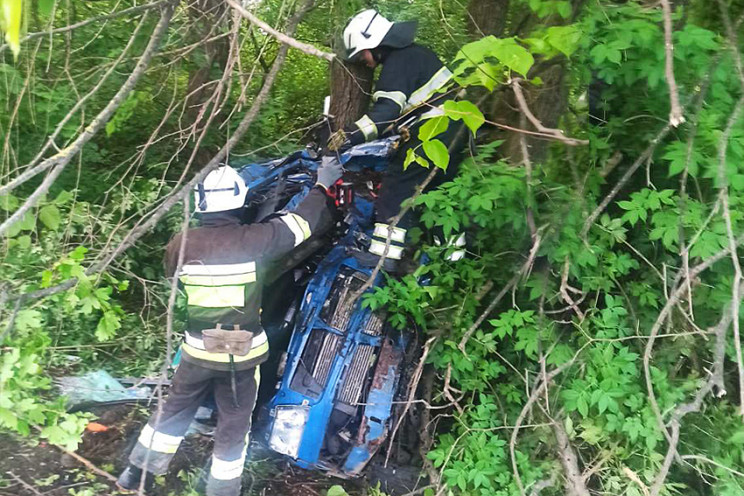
top-left (316, 156), bottom-right (344, 190)
top-left (326, 129), bottom-right (349, 153)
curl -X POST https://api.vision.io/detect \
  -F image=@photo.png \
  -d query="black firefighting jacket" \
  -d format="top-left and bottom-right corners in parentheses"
top-left (164, 187), bottom-right (334, 371)
top-left (346, 44), bottom-right (453, 146)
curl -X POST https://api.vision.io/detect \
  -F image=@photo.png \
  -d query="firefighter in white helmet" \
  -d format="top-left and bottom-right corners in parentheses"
top-left (117, 160), bottom-right (342, 496)
top-left (327, 9), bottom-right (467, 270)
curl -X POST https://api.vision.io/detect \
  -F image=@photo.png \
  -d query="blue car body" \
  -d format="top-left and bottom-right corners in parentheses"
top-left (234, 139), bottom-right (408, 477)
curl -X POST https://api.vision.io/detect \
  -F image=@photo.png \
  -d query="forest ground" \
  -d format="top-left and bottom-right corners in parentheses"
top-left (0, 401), bottom-right (424, 496)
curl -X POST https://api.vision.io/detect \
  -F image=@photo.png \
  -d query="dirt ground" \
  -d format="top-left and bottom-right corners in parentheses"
top-left (0, 403), bottom-right (425, 496)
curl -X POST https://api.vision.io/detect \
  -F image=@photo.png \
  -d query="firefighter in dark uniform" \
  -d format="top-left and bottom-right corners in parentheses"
top-left (116, 160), bottom-right (342, 496)
top-left (327, 9), bottom-right (467, 266)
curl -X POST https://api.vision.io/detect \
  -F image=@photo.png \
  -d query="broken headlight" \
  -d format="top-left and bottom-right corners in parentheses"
top-left (269, 406), bottom-right (309, 458)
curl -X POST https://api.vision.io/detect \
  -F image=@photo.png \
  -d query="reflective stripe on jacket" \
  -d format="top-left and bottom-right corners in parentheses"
top-left (347, 44), bottom-right (453, 145)
top-left (164, 187), bottom-right (334, 371)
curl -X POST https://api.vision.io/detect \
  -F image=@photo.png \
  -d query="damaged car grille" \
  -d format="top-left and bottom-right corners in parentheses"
top-left (290, 329), bottom-right (342, 397)
top-left (363, 312), bottom-right (385, 336)
top-left (337, 344), bottom-right (377, 405)
top-left (321, 268), bottom-right (369, 332)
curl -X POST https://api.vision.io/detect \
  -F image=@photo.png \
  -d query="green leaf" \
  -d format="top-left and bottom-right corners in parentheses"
top-left (95, 311), bottom-right (121, 341)
top-left (11, 234), bottom-right (30, 250)
top-left (590, 44), bottom-right (621, 65)
top-left (491, 38), bottom-right (534, 77)
top-left (404, 148), bottom-right (429, 170)
top-left (0, 194), bottom-right (18, 211)
top-left (0, 407), bottom-right (17, 429)
top-left (451, 37), bottom-right (504, 91)
top-left (565, 415), bottom-right (574, 437)
top-left (422, 139), bottom-right (450, 170)
top-left (663, 141), bottom-right (701, 177)
top-left (7, 210), bottom-right (36, 237)
top-left (443, 100), bottom-right (485, 135)
top-left (556, 1), bottom-right (572, 18)
top-left (14, 309), bottom-right (42, 333)
top-left (0, 0), bottom-right (23, 59)
top-left (326, 485), bottom-right (349, 496)
top-left (54, 190), bottom-right (75, 205)
top-left (39, 204), bottom-right (61, 230)
top-left (38, 0), bottom-right (55, 17)
top-left (728, 430), bottom-right (744, 445)
top-left (68, 246), bottom-right (88, 261)
top-left (418, 116), bottom-right (449, 142)
top-left (545, 25), bottom-right (582, 57)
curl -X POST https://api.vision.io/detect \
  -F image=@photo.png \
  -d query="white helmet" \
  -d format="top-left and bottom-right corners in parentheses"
top-left (343, 9), bottom-right (417, 61)
top-left (194, 166), bottom-right (248, 214)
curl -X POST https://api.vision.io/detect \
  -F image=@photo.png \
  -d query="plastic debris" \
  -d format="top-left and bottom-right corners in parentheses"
top-left (85, 422), bottom-right (110, 433)
top-left (56, 370), bottom-right (151, 409)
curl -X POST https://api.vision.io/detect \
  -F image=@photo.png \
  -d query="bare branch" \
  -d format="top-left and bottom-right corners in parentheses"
top-left (659, 0), bottom-right (685, 127)
top-left (519, 113), bottom-right (538, 240)
top-left (511, 79), bottom-right (589, 146)
top-left (0, 4), bottom-right (176, 238)
top-left (226, 0), bottom-right (335, 61)
top-left (553, 418), bottom-right (590, 496)
top-left (509, 357), bottom-right (578, 496)
top-left (384, 336), bottom-right (438, 467)
top-left (581, 124), bottom-right (672, 237)
top-left (458, 235), bottom-right (541, 355)
top-left (0, 0), bottom-right (170, 55)
top-left (647, 290), bottom-right (737, 495)
top-left (137, 199), bottom-right (190, 490)
top-left (716, 94), bottom-right (744, 414)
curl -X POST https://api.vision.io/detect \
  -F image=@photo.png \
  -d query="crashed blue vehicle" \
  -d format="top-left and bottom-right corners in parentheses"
top-left (233, 138), bottom-right (413, 477)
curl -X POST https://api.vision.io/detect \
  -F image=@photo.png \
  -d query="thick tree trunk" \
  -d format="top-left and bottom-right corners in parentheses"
top-left (490, 59), bottom-right (569, 163)
top-left (467, 0), bottom-right (510, 37)
top-left (329, 60), bottom-right (373, 132)
top-left (467, 0), bottom-right (582, 164)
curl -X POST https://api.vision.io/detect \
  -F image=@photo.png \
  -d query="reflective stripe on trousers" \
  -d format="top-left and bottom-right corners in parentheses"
top-left (207, 366), bottom-right (261, 496)
top-left (137, 423), bottom-right (183, 454)
top-left (128, 361), bottom-right (262, 493)
top-left (368, 222), bottom-right (406, 260)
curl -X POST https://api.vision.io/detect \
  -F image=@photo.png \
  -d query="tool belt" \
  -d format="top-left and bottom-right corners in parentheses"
top-left (201, 324), bottom-right (254, 356)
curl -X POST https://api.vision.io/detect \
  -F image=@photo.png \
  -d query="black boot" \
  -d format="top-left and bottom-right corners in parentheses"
top-left (116, 464), bottom-right (155, 493)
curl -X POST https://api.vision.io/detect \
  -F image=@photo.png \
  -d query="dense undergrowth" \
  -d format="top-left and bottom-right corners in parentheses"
top-left (364, 2), bottom-right (744, 495)
top-left (2, 0), bottom-right (744, 495)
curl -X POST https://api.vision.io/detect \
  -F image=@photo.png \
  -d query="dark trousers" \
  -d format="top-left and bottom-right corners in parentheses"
top-left (376, 120), bottom-right (467, 230)
top-left (129, 360), bottom-right (260, 496)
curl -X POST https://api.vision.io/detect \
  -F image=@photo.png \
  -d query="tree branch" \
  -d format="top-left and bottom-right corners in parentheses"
top-left (226, 0), bottom-right (335, 61)
top-left (648, 290), bottom-right (736, 495)
top-left (581, 123), bottom-right (672, 237)
top-left (553, 417), bottom-right (590, 496)
top-left (509, 357), bottom-right (578, 496)
top-left (458, 235), bottom-right (541, 355)
top-left (659, 0), bottom-right (685, 127)
top-left (0, 0), bottom-right (170, 55)
top-left (0, 3), bottom-right (176, 238)
top-left (511, 78), bottom-right (589, 146)
top-left (8, 0), bottom-right (317, 309)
